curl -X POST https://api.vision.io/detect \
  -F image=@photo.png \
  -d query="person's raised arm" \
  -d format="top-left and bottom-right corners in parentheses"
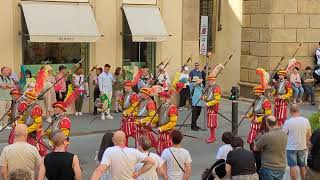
top-left (182, 163), bottom-right (192, 180)
top-left (91, 164), bottom-right (108, 180)
top-left (72, 155), bottom-right (82, 180)
top-left (133, 157), bottom-right (155, 178)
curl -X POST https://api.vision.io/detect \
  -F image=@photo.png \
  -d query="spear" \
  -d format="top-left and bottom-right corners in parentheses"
top-left (177, 50), bottom-right (236, 130)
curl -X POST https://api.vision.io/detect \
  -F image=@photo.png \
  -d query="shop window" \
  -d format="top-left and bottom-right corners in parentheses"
top-left (200, 0), bottom-right (214, 51)
top-left (122, 12), bottom-right (156, 76)
top-left (21, 11), bottom-right (89, 75)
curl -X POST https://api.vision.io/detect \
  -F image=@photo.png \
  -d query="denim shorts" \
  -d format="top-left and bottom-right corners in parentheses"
top-left (287, 150), bottom-right (307, 167)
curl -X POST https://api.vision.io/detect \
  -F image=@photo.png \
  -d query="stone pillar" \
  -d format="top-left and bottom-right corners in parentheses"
top-left (240, 0), bottom-right (319, 98)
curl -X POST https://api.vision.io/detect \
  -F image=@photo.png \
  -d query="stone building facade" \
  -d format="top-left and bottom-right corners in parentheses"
top-left (240, 0), bottom-right (320, 97)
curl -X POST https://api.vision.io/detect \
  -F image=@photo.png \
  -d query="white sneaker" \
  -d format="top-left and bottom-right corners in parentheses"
top-left (75, 112), bottom-right (79, 116)
top-left (106, 114), bottom-right (114, 120)
top-left (79, 112), bottom-right (83, 116)
top-left (0, 125), bottom-right (2, 129)
top-left (5, 126), bottom-right (12, 130)
top-left (101, 114), bottom-right (106, 120)
top-left (46, 117), bottom-right (53, 123)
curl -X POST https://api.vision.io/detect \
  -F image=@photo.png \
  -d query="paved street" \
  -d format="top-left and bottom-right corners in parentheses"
top-left (0, 98), bottom-right (316, 179)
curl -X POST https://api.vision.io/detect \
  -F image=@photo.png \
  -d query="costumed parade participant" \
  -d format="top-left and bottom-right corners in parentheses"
top-left (247, 68), bottom-right (272, 149)
top-left (135, 87), bottom-right (159, 148)
top-left (150, 82), bottom-right (184, 154)
top-left (202, 65), bottom-right (223, 143)
top-left (121, 80), bottom-right (139, 146)
top-left (17, 90), bottom-right (47, 156)
top-left (7, 89), bottom-right (24, 144)
top-left (43, 101), bottom-right (71, 148)
top-left (272, 70), bottom-right (293, 126)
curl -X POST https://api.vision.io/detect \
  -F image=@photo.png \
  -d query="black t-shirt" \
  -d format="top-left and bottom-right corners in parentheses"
top-left (311, 129), bottom-right (320, 155)
top-left (44, 152), bottom-right (75, 180)
top-left (226, 148), bottom-right (257, 176)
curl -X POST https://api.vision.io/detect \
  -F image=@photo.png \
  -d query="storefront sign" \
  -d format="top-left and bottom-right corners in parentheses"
top-left (123, 0), bottom-right (157, 5)
top-left (200, 16), bottom-right (208, 56)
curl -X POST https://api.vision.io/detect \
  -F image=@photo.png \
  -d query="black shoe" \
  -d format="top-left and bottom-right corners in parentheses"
top-left (195, 125), bottom-right (202, 129)
top-left (311, 102), bottom-right (316, 105)
top-left (191, 126), bottom-right (199, 131)
top-left (93, 111), bottom-right (97, 115)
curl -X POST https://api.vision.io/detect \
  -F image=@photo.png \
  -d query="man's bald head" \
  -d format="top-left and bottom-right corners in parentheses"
top-left (15, 124), bottom-right (28, 140)
top-left (51, 131), bottom-right (67, 147)
top-left (290, 104), bottom-right (300, 114)
top-left (112, 130), bottom-right (126, 145)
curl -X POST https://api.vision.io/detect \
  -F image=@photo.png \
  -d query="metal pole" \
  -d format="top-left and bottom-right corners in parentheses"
top-left (232, 100), bottom-right (239, 136)
top-left (203, 55), bottom-right (209, 130)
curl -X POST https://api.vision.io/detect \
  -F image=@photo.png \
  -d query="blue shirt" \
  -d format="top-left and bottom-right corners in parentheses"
top-left (190, 82), bottom-right (203, 107)
top-left (189, 69), bottom-right (202, 80)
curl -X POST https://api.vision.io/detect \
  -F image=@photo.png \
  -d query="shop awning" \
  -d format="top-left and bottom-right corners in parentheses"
top-left (21, 2), bottom-right (101, 42)
top-left (123, 6), bottom-right (169, 42)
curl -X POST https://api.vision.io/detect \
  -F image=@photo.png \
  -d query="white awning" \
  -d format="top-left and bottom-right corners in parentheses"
top-left (123, 6), bottom-right (169, 42)
top-left (21, 2), bottom-right (101, 42)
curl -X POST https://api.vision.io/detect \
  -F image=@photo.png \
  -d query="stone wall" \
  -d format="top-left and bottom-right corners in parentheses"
top-left (240, 0), bottom-right (320, 98)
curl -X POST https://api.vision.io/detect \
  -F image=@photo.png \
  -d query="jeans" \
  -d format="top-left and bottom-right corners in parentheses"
top-left (259, 167), bottom-right (285, 180)
top-left (191, 106), bottom-right (201, 127)
top-left (291, 84), bottom-right (304, 99)
top-left (287, 150), bottom-right (307, 167)
top-left (179, 85), bottom-right (190, 107)
top-left (303, 85), bottom-right (315, 103)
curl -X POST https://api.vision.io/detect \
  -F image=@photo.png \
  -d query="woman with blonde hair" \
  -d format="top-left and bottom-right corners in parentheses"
top-left (43, 65), bottom-right (57, 122)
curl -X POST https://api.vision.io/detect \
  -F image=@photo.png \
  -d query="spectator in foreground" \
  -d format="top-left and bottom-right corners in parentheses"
top-left (0, 124), bottom-right (41, 180)
top-left (113, 67), bottom-right (124, 113)
top-left (306, 128), bottom-right (320, 180)
top-left (91, 130), bottom-right (154, 180)
top-left (161, 130), bottom-right (192, 180)
top-left (189, 62), bottom-right (202, 81)
top-left (38, 131), bottom-right (82, 180)
top-left (135, 136), bottom-right (167, 180)
top-left (283, 104), bottom-right (312, 180)
top-left (225, 137), bottom-right (258, 180)
top-left (9, 169), bottom-right (32, 180)
top-left (290, 67), bottom-right (304, 103)
top-left (98, 64), bottom-right (114, 120)
top-left (254, 116), bottom-right (288, 180)
top-left (55, 65), bottom-right (67, 101)
top-left (216, 132), bottom-right (233, 160)
top-left (302, 66), bottom-right (315, 105)
top-left (0, 67), bottom-right (15, 129)
top-left (72, 67), bottom-right (86, 116)
top-left (93, 67), bottom-right (102, 115)
top-left (95, 132), bottom-right (114, 180)
top-left (190, 76), bottom-right (203, 131)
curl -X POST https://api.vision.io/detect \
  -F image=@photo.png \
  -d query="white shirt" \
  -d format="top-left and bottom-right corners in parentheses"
top-left (101, 146), bottom-right (147, 180)
top-left (135, 152), bottom-right (164, 180)
top-left (283, 116), bottom-right (311, 150)
top-left (179, 73), bottom-right (190, 86)
top-left (216, 144), bottom-right (233, 160)
top-left (98, 72), bottom-right (114, 94)
top-left (157, 72), bottom-right (171, 90)
top-left (316, 48), bottom-right (320, 65)
top-left (161, 147), bottom-right (192, 180)
top-left (72, 74), bottom-right (85, 90)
